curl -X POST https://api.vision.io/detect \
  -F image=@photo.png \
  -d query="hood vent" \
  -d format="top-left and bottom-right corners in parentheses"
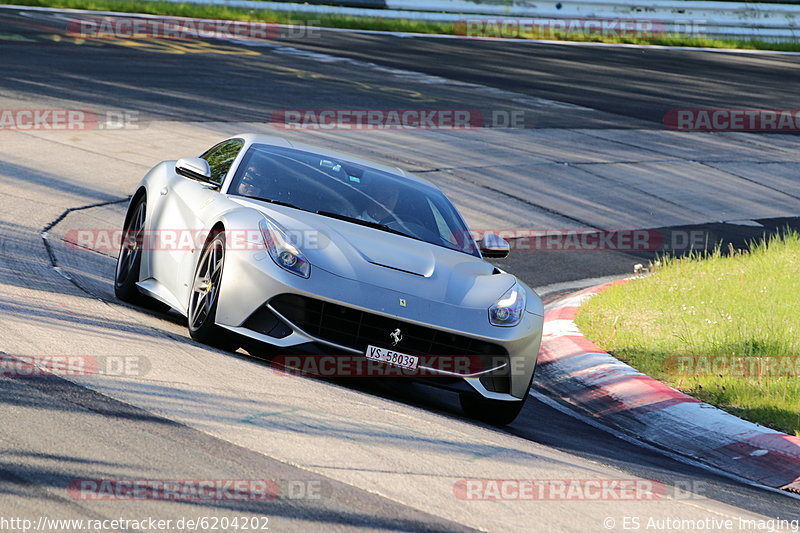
top-left (368, 260), bottom-right (426, 277)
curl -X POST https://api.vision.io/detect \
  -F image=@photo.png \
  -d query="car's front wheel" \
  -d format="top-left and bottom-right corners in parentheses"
top-left (188, 231), bottom-right (235, 350)
top-left (115, 197), bottom-right (168, 311)
top-left (459, 393), bottom-right (527, 426)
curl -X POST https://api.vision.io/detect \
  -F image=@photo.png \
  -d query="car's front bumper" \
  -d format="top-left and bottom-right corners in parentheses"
top-left (216, 249), bottom-right (543, 400)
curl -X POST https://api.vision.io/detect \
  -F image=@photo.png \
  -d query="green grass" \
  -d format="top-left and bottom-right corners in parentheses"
top-left (7, 0), bottom-right (800, 52)
top-left (3, 0), bottom-right (458, 34)
top-left (575, 231), bottom-right (800, 436)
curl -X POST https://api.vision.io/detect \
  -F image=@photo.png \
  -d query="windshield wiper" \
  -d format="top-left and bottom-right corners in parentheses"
top-left (251, 197), bottom-right (306, 211)
top-left (315, 211), bottom-right (422, 242)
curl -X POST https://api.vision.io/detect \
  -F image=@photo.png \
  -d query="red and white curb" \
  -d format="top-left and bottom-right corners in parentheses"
top-left (536, 279), bottom-right (800, 494)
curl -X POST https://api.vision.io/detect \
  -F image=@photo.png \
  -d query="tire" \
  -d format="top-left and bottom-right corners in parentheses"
top-left (114, 197), bottom-right (169, 312)
top-left (459, 393), bottom-right (527, 426)
top-left (187, 231), bottom-right (236, 351)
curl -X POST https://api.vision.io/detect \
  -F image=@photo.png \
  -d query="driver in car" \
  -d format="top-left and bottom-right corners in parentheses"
top-left (238, 163), bottom-right (265, 197)
top-left (360, 186), bottom-right (400, 224)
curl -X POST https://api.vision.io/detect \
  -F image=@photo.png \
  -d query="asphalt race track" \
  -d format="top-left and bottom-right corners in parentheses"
top-left (0, 6), bottom-right (799, 531)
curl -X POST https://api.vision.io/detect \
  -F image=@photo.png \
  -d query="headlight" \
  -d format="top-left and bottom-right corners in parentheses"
top-left (259, 219), bottom-right (310, 278)
top-left (489, 282), bottom-right (526, 327)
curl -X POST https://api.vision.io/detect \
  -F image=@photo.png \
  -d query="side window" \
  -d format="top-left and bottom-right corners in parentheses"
top-left (201, 139), bottom-right (244, 185)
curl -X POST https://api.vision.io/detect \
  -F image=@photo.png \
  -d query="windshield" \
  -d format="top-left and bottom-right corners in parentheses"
top-left (229, 144), bottom-right (480, 256)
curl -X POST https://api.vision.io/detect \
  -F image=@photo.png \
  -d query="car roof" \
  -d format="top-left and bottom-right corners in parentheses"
top-left (232, 133), bottom-right (438, 189)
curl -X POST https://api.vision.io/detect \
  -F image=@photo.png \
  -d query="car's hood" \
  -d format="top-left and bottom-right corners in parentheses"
top-left (233, 198), bottom-right (517, 309)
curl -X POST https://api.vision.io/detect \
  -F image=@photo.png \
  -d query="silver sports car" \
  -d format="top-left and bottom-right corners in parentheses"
top-left (115, 134), bottom-right (543, 425)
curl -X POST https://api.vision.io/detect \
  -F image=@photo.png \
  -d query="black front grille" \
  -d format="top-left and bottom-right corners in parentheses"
top-left (269, 294), bottom-right (507, 358)
top-left (269, 294), bottom-right (511, 393)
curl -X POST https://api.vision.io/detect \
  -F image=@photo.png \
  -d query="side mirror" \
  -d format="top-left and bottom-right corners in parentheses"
top-left (176, 157), bottom-right (214, 184)
top-left (479, 233), bottom-right (510, 258)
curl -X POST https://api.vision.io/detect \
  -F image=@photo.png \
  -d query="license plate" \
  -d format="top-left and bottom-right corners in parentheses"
top-left (365, 345), bottom-right (419, 371)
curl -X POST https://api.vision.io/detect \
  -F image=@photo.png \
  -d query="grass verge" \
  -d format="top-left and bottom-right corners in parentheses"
top-left (5, 0), bottom-right (800, 52)
top-left (575, 231), bottom-right (800, 436)
top-left (3, 0), bottom-right (458, 34)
